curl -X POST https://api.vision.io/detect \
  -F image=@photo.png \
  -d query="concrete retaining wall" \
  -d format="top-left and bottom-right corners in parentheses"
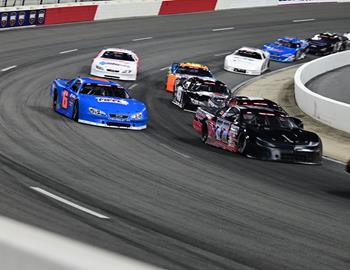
top-left (294, 50), bottom-right (350, 133)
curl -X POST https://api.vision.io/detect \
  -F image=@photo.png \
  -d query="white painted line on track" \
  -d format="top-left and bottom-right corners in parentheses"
top-left (212, 27), bottom-right (234, 32)
top-left (214, 51), bottom-right (232, 57)
top-left (160, 66), bottom-right (170, 71)
top-left (59, 49), bottom-right (78, 54)
top-left (30, 187), bottom-right (110, 219)
top-left (132, 37), bottom-right (153, 42)
top-left (129, 83), bottom-right (138, 90)
top-left (322, 156), bottom-right (346, 165)
top-left (1, 65), bottom-right (17, 72)
top-left (160, 143), bottom-right (190, 159)
top-left (293, 19), bottom-right (315, 23)
top-left (184, 109), bottom-right (196, 114)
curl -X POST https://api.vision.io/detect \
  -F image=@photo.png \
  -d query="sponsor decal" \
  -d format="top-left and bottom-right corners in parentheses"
top-left (1, 13), bottom-right (8, 28)
top-left (0, 9), bottom-right (45, 28)
top-left (38, 10), bottom-right (45, 24)
top-left (18, 11), bottom-right (25, 26)
top-left (99, 61), bottom-right (130, 68)
top-left (97, 97), bottom-right (129, 105)
top-left (29, 11), bottom-right (36, 25)
top-left (9, 12), bottom-right (16, 27)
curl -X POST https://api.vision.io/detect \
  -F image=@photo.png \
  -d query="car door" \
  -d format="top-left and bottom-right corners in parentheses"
top-left (61, 79), bottom-right (81, 117)
top-left (215, 107), bottom-right (237, 143)
top-left (222, 107), bottom-right (240, 144)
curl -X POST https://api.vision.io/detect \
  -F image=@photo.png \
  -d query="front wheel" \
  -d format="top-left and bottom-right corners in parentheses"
top-left (237, 134), bottom-right (247, 155)
top-left (72, 101), bottom-right (79, 122)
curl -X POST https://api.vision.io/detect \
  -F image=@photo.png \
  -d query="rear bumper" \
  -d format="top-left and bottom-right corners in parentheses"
top-left (90, 68), bottom-right (137, 81)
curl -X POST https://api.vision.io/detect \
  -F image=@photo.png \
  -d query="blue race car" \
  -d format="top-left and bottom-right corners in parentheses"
top-left (262, 37), bottom-right (309, 62)
top-left (50, 77), bottom-right (148, 130)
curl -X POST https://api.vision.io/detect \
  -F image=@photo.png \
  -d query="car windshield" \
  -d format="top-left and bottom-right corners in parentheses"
top-left (176, 67), bottom-right (212, 77)
top-left (276, 40), bottom-right (299, 48)
top-left (190, 81), bottom-right (228, 94)
top-left (242, 111), bottom-right (297, 129)
top-left (235, 50), bottom-right (262, 59)
top-left (80, 83), bottom-right (130, 98)
top-left (102, 51), bottom-right (135, 62)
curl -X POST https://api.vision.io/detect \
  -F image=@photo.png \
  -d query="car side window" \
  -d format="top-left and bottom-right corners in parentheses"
top-left (224, 107), bottom-right (239, 123)
top-left (71, 80), bottom-right (81, 93)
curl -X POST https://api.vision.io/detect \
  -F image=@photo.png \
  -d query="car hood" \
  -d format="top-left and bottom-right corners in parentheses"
top-left (263, 43), bottom-right (295, 55)
top-left (96, 59), bottom-right (136, 70)
top-left (186, 91), bottom-right (229, 98)
top-left (250, 128), bottom-right (318, 145)
top-left (308, 39), bottom-right (329, 47)
top-left (82, 95), bottom-right (146, 114)
top-left (226, 55), bottom-right (263, 69)
top-left (176, 74), bottom-right (214, 81)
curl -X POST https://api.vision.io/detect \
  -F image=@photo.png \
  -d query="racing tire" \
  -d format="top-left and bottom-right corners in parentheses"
top-left (201, 123), bottom-right (208, 143)
top-left (237, 133), bottom-right (248, 155)
top-left (72, 101), bottom-right (79, 122)
top-left (52, 91), bottom-right (58, 112)
top-left (295, 51), bottom-right (302, 61)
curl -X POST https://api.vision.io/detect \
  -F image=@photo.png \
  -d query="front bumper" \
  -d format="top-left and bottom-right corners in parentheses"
top-left (246, 143), bottom-right (322, 164)
top-left (224, 64), bottom-right (262, 75)
top-left (78, 113), bottom-right (147, 130)
top-left (90, 67), bottom-right (137, 81)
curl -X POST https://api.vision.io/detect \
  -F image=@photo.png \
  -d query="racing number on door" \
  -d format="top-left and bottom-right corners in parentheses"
top-left (61, 90), bottom-right (69, 109)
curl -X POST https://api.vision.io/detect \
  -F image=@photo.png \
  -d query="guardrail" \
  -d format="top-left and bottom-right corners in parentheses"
top-left (294, 50), bottom-right (350, 133)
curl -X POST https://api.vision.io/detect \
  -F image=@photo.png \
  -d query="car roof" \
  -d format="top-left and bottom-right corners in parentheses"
top-left (236, 47), bottom-right (264, 53)
top-left (178, 62), bottom-right (209, 70)
top-left (237, 105), bottom-right (285, 114)
top-left (101, 48), bottom-right (135, 54)
top-left (79, 77), bottom-right (120, 86)
top-left (278, 37), bottom-right (302, 43)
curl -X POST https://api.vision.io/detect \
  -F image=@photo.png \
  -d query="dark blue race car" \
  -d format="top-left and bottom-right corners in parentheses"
top-left (50, 77), bottom-right (148, 130)
top-left (262, 37), bottom-right (309, 62)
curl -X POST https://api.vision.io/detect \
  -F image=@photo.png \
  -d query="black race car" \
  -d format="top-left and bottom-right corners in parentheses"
top-left (193, 105), bottom-right (322, 164)
top-left (172, 77), bottom-right (229, 110)
top-left (307, 32), bottom-right (348, 55)
top-left (207, 96), bottom-right (304, 128)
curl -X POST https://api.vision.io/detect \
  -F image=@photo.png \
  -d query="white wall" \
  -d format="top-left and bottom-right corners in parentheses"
top-left (295, 50), bottom-right (350, 133)
top-left (215, 0), bottom-right (278, 10)
top-left (94, 0), bottom-right (162, 20)
top-left (0, 215), bottom-right (162, 270)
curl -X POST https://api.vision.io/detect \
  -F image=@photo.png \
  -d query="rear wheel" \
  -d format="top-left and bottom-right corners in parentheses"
top-left (201, 123), bottom-right (208, 143)
top-left (72, 101), bottom-right (79, 122)
top-left (52, 91), bottom-right (58, 112)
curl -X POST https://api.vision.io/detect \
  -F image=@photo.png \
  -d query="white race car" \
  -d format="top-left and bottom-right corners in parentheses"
top-left (91, 48), bottom-right (139, 81)
top-left (224, 47), bottom-right (270, 76)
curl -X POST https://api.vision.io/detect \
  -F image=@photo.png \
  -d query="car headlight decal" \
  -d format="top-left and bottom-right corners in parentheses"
top-left (89, 107), bottom-right (106, 116)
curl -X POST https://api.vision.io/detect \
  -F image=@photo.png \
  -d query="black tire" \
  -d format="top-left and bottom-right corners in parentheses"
top-left (72, 101), bottom-right (79, 122)
top-left (52, 91), bottom-right (58, 112)
top-left (237, 133), bottom-right (247, 155)
top-left (201, 123), bottom-right (208, 143)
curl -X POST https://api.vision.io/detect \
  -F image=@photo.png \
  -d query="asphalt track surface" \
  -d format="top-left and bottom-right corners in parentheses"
top-left (1, 4), bottom-right (350, 270)
top-left (307, 65), bottom-right (350, 104)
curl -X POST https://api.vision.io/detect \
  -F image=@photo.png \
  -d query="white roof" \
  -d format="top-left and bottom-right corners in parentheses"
top-left (236, 47), bottom-right (264, 54)
top-left (103, 48), bottom-right (136, 55)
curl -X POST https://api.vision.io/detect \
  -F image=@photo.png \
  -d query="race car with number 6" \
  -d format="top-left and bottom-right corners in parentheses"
top-left (50, 77), bottom-right (148, 130)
